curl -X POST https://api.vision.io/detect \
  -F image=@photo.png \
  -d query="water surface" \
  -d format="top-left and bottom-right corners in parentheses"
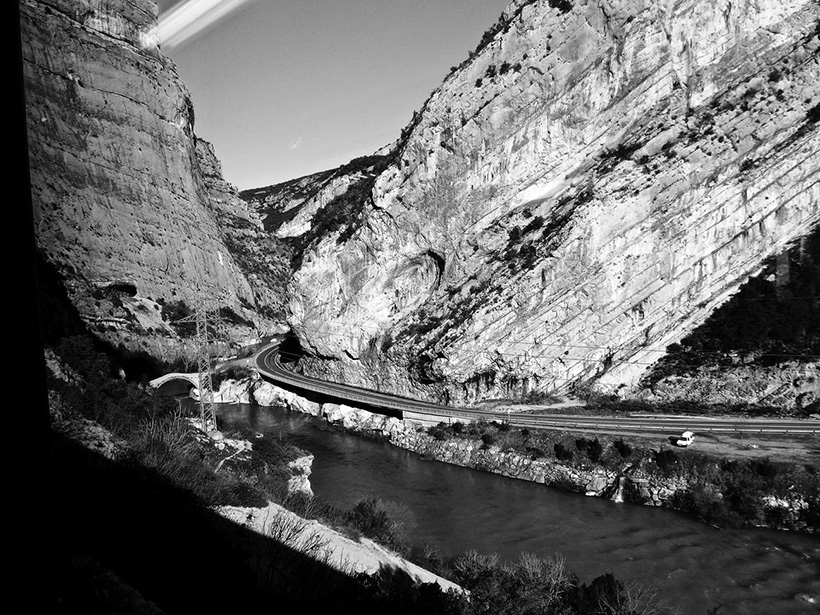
top-left (218, 404), bottom-right (820, 615)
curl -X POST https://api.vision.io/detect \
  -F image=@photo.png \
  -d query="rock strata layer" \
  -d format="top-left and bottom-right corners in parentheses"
top-left (273, 0), bottom-right (820, 402)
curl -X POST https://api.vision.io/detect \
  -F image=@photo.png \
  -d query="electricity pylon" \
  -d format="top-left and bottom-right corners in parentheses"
top-left (194, 300), bottom-right (217, 432)
top-left (176, 297), bottom-right (223, 433)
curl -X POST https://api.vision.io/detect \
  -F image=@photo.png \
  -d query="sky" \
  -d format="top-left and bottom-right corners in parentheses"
top-left (156, 0), bottom-right (511, 190)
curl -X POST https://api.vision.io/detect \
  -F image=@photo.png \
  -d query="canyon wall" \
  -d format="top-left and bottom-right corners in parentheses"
top-left (279, 0), bottom-right (819, 403)
top-left (21, 0), bottom-right (288, 359)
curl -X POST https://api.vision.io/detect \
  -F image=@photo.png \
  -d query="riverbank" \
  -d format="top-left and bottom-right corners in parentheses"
top-left (50, 398), bottom-right (461, 596)
top-left (231, 376), bottom-right (819, 534)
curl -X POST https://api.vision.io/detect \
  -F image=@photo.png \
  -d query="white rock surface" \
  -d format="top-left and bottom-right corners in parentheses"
top-left (252, 381), bottom-right (323, 416)
top-left (216, 502), bottom-right (463, 593)
top-left (285, 0), bottom-right (820, 403)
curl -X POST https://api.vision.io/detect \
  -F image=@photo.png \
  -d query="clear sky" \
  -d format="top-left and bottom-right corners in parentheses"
top-left (156, 0), bottom-right (511, 190)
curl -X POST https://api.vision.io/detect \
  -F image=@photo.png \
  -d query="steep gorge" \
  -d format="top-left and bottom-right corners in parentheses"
top-left (248, 0), bottom-right (820, 403)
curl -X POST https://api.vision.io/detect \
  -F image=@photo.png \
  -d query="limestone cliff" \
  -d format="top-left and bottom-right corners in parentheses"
top-left (274, 0), bottom-right (819, 403)
top-left (21, 0), bottom-right (288, 360)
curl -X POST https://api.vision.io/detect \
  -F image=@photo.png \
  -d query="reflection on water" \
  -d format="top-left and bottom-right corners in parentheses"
top-left (218, 404), bottom-right (820, 615)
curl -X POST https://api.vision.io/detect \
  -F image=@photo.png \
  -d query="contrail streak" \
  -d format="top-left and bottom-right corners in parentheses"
top-left (156, 0), bottom-right (259, 50)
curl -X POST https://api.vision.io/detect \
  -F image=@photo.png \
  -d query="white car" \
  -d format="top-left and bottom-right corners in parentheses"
top-left (676, 431), bottom-right (695, 447)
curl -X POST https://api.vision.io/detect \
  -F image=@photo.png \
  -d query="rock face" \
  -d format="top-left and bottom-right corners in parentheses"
top-left (21, 0), bottom-right (288, 358)
top-left (278, 0), bottom-right (819, 403)
top-left (637, 360), bottom-right (820, 411)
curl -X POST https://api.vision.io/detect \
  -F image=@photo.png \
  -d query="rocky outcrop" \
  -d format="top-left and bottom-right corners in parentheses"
top-left (213, 377), bottom-right (255, 404)
top-left (637, 360), bottom-right (820, 411)
top-left (279, 0), bottom-right (820, 403)
top-left (253, 379), bottom-right (323, 417)
top-left (287, 453), bottom-right (314, 497)
top-left (21, 0), bottom-right (287, 359)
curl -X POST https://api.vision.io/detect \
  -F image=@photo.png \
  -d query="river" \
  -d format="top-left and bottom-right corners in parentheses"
top-left (217, 403), bottom-right (820, 615)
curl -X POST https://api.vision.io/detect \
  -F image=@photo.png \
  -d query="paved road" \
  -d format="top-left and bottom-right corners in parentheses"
top-left (254, 344), bottom-right (820, 436)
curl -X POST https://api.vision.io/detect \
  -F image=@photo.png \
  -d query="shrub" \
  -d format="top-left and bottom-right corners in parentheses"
top-left (160, 300), bottom-right (196, 336)
top-left (554, 443), bottom-right (574, 461)
top-left (481, 433), bottom-right (497, 448)
top-left (588, 438), bottom-right (604, 462)
top-left (526, 446), bottom-right (547, 460)
top-left (574, 437), bottom-right (604, 462)
top-left (754, 459), bottom-right (779, 478)
top-left (348, 497), bottom-right (409, 550)
top-left (448, 550), bottom-right (659, 615)
top-left (654, 449), bottom-right (679, 474)
top-left (613, 439), bottom-right (632, 459)
top-left (548, 0), bottom-right (573, 14)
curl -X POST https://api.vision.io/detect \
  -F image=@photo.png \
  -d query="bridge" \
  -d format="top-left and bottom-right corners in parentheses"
top-left (254, 343), bottom-right (820, 436)
top-left (149, 372), bottom-right (200, 397)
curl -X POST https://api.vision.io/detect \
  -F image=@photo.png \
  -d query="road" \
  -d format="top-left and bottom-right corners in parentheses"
top-left (254, 343), bottom-right (819, 436)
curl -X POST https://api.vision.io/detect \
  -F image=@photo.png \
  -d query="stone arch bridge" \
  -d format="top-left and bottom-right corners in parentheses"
top-left (149, 372), bottom-right (201, 397)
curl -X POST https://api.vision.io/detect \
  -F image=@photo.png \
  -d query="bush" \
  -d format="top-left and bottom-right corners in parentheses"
top-left (613, 439), bottom-right (632, 459)
top-left (548, 0), bottom-right (573, 14)
top-left (526, 446), bottom-right (547, 460)
top-left (654, 449), bottom-right (679, 474)
top-left (554, 443), bottom-right (574, 462)
top-left (428, 423), bottom-right (450, 441)
top-left (348, 497), bottom-right (409, 551)
top-left (161, 300), bottom-right (196, 337)
top-left (586, 438), bottom-right (604, 462)
top-left (448, 550), bottom-right (659, 615)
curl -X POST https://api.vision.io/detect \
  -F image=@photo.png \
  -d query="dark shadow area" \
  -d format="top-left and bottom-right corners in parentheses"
top-left (35, 251), bottom-right (90, 347)
top-left (643, 226), bottom-right (820, 388)
top-left (277, 332), bottom-right (305, 365)
top-left (42, 430), bottom-right (442, 614)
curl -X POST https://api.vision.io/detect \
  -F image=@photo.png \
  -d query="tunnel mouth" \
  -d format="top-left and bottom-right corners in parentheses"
top-left (278, 331), bottom-right (305, 365)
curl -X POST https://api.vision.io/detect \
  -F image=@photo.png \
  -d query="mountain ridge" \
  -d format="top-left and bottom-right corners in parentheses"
top-left (246, 0), bottom-right (819, 404)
